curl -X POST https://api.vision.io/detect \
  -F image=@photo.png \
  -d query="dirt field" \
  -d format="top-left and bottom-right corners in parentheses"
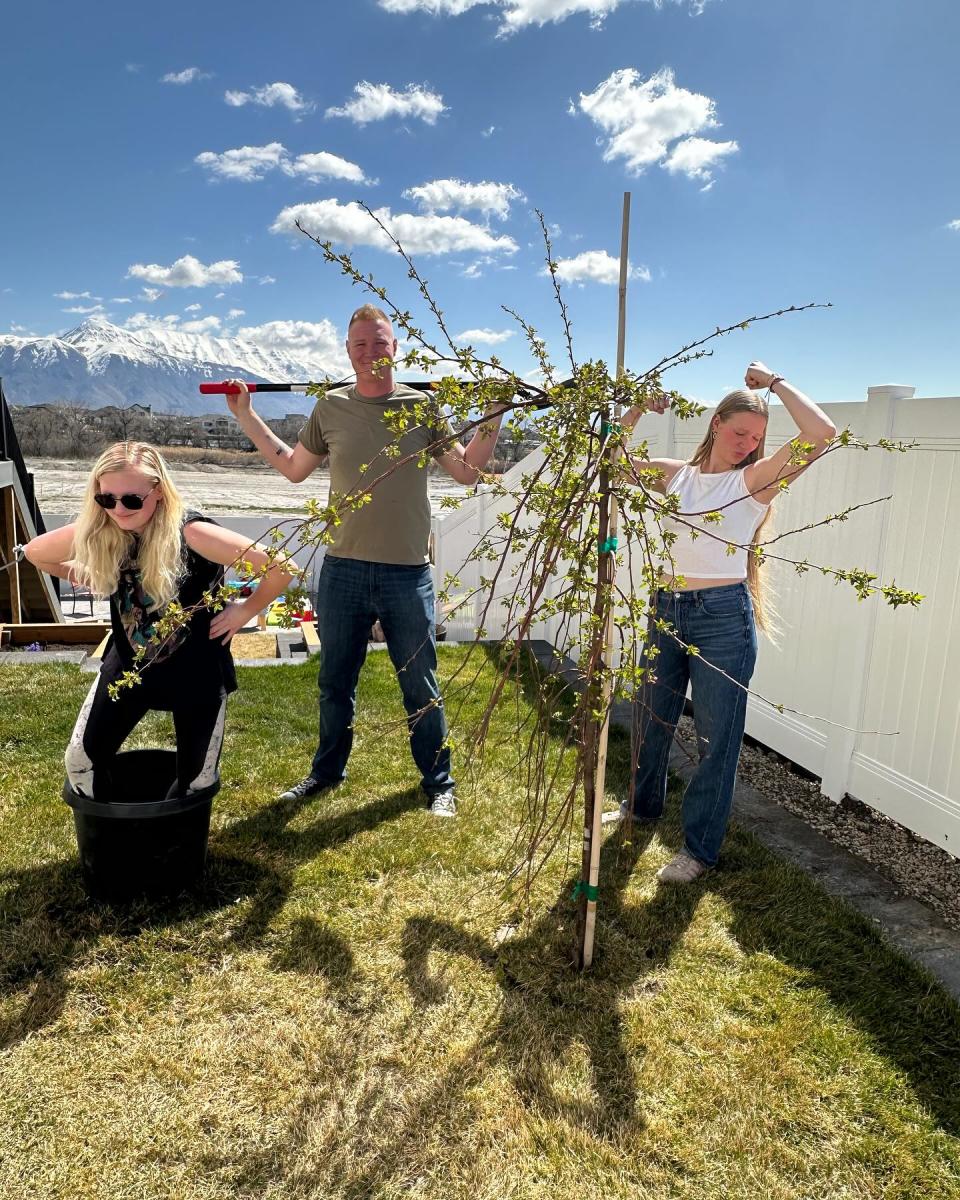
top-left (27, 458), bottom-right (472, 517)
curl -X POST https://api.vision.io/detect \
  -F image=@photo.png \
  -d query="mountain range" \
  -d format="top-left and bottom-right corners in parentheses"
top-left (0, 318), bottom-right (346, 417)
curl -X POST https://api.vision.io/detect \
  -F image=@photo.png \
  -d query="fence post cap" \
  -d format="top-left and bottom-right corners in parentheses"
top-left (867, 384), bottom-right (915, 402)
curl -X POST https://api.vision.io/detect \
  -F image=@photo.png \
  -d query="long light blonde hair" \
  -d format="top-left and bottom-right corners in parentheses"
top-left (689, 389), bottom-right (775, 633)
top-left (70, 442), bottom-right (185, 606)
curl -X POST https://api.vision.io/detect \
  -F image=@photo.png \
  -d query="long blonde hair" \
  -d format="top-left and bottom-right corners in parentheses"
top-left (689, 389), bottom-right (775, 633)
top-left (70, 442), bottom-right (185, 606)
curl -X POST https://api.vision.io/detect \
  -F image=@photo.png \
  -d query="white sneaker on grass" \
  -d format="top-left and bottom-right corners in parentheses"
top-left (428, 790), bottom-right (458, 818)
top-left (657, 850), bottom-right (710, 884)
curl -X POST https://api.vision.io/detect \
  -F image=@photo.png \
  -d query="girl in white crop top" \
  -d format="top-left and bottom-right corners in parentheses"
top-left (618, 362), bottom-right (837, 884)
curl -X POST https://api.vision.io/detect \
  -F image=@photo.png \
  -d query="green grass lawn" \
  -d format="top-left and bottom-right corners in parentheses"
top-left (2, 651), bottom-right (959, 1200)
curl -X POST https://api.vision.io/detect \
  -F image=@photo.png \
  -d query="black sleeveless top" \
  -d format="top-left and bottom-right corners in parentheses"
top-left (101, 512), bottom-right (238, 707)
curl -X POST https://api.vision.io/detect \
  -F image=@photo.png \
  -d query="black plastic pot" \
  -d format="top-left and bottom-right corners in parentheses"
top-left (63, 748), bottom-right (219, 902)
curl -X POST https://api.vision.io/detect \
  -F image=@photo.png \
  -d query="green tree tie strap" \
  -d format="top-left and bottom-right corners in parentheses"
top-left (599, 536), bottom-right (619, 554)
top-left (572, 880), bottom-right (599, 902)
top-left (600, 421), bottom-right (622, 437)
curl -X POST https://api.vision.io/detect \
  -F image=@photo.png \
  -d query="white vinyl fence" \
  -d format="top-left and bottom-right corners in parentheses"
top-left (432, 385), bottom-right (960, 856)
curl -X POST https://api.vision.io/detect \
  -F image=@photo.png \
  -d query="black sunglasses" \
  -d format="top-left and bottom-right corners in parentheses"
top-left (94, 486), bottom-right (157, 511)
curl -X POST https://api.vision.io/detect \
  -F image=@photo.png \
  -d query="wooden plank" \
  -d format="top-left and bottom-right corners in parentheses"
top-left (90, 634), bottom-right (112, 659)
top-left (300, 620), bottom-right (320, 654)
top-left (1, 487), bottom-right (22, 623)
top-left (3, 622), bottom-right (111, 645)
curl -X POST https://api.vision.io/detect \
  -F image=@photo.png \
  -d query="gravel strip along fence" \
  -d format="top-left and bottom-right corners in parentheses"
top-left (673, 715), bottom-right (960, 932)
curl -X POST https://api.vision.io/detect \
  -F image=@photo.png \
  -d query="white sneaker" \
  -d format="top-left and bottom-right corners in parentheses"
top-left (428, 790), bottom-right (458, 818)
top-left (657, 850), bottom-right (710, 884)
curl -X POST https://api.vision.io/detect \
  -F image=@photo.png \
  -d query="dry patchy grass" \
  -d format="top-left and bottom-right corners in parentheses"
top-left (1, 653), bottom-right (959, 1199)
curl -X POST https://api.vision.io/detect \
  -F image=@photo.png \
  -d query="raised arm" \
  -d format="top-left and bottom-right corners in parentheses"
top-left (23, 524), bottom-right (79, 582)
top-left (620, 393), bottom-right (684, 495)
top-left (742, 362), bottom-right (838, 503)
top-left (183, 520), bottom-right (296, 644)
top-left (224, 380), bottom-right (326, 484)
top-left (435, 402), bottom-right (508, 485)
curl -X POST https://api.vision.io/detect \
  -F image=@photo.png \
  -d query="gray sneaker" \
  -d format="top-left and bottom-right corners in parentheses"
top-left (657, 850), bottom-right (710, 884)
top-left (428, 790), bottom-right (458, 818)
top-left (278, 776), bottom-right (328, 803)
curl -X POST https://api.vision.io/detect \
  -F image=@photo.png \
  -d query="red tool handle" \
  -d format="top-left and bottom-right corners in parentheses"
top-left (198, 381), bottom-right (257, 394)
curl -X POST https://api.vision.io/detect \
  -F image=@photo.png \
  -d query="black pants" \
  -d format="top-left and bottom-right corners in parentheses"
top-left (65, 672), bottom-right (226, 800)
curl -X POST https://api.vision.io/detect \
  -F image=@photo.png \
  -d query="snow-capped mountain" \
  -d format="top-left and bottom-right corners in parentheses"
top-left (0, 318), bottom-right (348, 417)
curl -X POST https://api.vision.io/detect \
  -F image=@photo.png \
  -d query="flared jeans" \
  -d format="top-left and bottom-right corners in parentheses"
top-left (631, 582), bottom-right (758, 867)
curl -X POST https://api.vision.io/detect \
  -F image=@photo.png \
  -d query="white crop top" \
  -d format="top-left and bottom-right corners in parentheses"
top-left (657, 464), bottom-right (769, 580)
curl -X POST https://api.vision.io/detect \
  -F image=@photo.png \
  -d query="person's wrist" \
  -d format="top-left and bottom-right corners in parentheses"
top-left (768, 374), bottom-right (785, 390)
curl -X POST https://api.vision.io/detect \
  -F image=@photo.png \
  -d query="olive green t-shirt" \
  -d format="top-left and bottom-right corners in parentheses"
top-left (298, 383), bottom-right (452, 565)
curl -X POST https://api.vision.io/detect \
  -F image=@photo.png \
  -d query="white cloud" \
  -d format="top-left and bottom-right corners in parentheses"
top-left (226, 308), bottom-right (246, 319)
top-left (195, 142), bottom-right (369, 185)
top-left (122, 312), bottom-right (220, 336)
top-left (162, 67), bottom-right (211, 85)
top-left (181, 315), bottom-right (222, 334)
top-left (127, 254), bottom-right (242, 288)
top-left (184, 303), bottom-right (202, 312)
top-left (576, 67), bottom-right (737, 183)
top-left (326, 81), bottom-right (446, 125)
top-left (195, 142), bottom-right (288, 181)
top-left (55, 290), bottom-right (101, 301)
top-left (236, 319), bottom-right (350, 375)
top-left (379, 0), bottom-right (485, 11)
top-left (110, 297), bottom-right (133, 304)
top-left (124, 63), bottom-right (141, 73)
top-left (378, 0), bottom-right (706, 34)
top-left (125, 312), bottom-right (181, 332)
top-left (139, 287), bottom-right (163, 303)
top-left (285, 151), bottom-right (370, 184)
top-left (663, 135), bottom-right (738, 181)
top-left (403, 179), bottom-right (524, 220)
top-left (481, 125), bottom-right (497, 138)
top-left (948, 219), bottom-right (960, 231)
top-left (224, 82), bottom-right (312, 113)
top-left (258, 276), bottom-right (277, 285)
top-left (549, 249), bottom-right (651, 285)
top-left (460, 253), bottom-right (516, 278)
top-left (454, 328), bottom-right (515, 345)
top-left (271, 198), bottom-right (518, 257)
top-left (63, 303), bottom-right (107, 314)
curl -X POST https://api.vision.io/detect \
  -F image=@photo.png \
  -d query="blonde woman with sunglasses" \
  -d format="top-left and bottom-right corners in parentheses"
top-left (24, 442), bottom-right (293, 800)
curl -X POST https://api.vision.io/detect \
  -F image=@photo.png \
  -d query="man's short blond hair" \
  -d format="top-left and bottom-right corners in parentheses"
top-left (348, 304), bottom-right (392, 328)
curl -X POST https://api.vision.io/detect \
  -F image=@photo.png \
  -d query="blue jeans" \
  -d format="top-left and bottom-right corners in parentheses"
top-left (311, 555), bottom-right (454, 797)
top-left (631, 582), bottom-right (758, 867)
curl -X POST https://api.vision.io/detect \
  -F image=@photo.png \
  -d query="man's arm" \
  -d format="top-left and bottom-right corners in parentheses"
top-left (435, 405), bottom-right (507, 485)
top-left (225, 379), bottom-right (326, 483)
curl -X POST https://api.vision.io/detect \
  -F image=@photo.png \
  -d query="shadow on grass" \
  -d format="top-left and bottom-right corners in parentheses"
top-left (503, 641), bottom-right (960, 1135)
top-left (0, 787), bottom-right (421, 1049)
top-left (0, 851), bottom-right (280, 1050)
top-left (710, 828), bottom-right (960, 1136)
top-left (209, 784), bottom-right (424, 947)
top-left (203, 818), bottom-right (702, 1199)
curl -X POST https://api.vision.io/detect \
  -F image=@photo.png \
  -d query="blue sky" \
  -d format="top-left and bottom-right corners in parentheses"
top-left (1, 0), bottom-right (957, 401)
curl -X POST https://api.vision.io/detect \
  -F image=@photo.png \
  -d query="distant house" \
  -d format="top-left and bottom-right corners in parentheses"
top-left (195, 413), bottom-right (253, 450)
top-left (90, 403), bottom-right (152, 425)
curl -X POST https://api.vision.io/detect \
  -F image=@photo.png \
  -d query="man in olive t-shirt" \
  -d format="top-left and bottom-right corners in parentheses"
top-left (226, 304), bottom-right (507, 816)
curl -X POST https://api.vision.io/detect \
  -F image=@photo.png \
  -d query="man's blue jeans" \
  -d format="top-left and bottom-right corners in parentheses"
top-left (631, 582), bottom-right (758, 867)
top-left (311, 555), bottom-right (454, 796)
